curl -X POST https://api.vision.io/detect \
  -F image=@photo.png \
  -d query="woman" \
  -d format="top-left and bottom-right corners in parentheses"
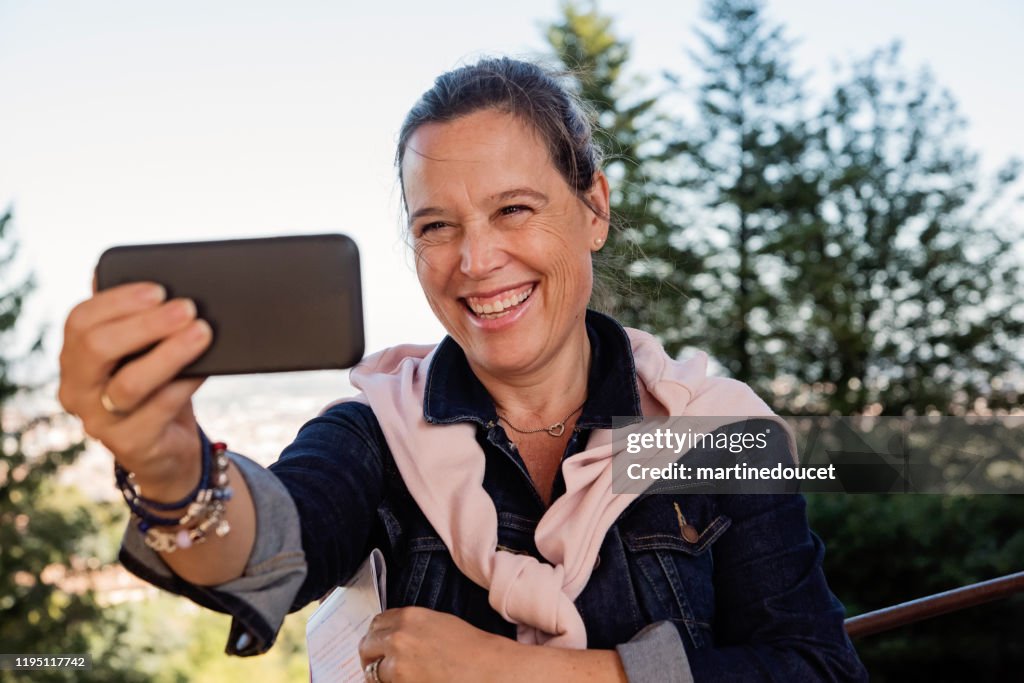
top-left (58, 58), bottom-right (867, 682)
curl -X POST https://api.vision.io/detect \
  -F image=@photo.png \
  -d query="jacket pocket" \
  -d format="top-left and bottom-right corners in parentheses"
top-left (378, 499), bottom-right (452, 610)
top-left (398, 534), bottom-right (449, 609)
top-left (619, 495), bottom-right (731, 649)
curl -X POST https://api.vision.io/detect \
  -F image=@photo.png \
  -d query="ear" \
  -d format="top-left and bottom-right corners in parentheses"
top-left (585, 171), bottom-right (611, 250)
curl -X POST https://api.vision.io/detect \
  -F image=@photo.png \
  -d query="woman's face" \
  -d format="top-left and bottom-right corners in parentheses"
top-left (402, 108), bottom-right (609, 380)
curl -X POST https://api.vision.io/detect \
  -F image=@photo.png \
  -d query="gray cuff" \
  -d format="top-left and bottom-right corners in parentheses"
top-left (616, 621), bottom-right (694, 683)
top-left (120, 451), bottom-right (307, 655)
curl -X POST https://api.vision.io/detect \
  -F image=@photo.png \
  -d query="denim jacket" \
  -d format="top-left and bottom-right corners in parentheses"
top-left (120, 311), bottom-right (867, 682)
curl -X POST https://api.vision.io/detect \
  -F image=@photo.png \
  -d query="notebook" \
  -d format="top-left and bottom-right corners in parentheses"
top-left (306, 549), bottom-right (387, 683)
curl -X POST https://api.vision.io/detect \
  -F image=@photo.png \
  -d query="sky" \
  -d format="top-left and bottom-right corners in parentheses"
top-left (1, 0), bottom-right (1022, 433)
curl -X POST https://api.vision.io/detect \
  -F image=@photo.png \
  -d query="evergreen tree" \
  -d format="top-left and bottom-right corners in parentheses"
top-left (662, 0), bottom-right (819, 390)
top-left (545, 1), bottom-right (701, 338)
top-left (0, 208), bottom-right (147, 682)
top-left (777, 43), bottom-right (1024, 415)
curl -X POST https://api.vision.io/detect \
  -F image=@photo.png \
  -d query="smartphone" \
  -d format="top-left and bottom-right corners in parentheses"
top-left (95, 234), bottom-right (364, 376)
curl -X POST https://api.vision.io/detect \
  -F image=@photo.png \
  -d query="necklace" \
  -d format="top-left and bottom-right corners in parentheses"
top-left (496, 399), bottom-right (587, 438)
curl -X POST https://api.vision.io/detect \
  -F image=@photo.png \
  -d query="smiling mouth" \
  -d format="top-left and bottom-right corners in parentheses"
top-left (462, 284), bottom-right (535, 319)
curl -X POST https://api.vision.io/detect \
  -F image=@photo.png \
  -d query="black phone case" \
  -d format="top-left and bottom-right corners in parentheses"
top-left (95, 234), bottom-right (365, 376)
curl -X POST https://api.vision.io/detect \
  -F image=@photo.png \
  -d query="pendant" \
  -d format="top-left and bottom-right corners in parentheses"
top-left (547, 423), bottom-right (565, 437)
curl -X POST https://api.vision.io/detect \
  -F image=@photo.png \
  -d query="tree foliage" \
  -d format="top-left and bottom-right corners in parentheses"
top-left (0, 208), bottom-right (148, 682)
top-left (550, 0), bottom-right (1023, 416)
top-left (546, 1), bottom-right (702, 336)
top-left (778, 43), bottom-right (1024, 414)
top-left (665, 0), bottom-right (819, 390)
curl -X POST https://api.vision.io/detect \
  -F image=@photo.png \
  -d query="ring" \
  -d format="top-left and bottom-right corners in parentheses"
top-left (100, 390), bottom-right (128, 417)
top-left (364, 657), bottom-right (384, 683)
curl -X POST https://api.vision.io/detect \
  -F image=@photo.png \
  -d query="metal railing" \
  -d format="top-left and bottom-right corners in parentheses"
top-left (844, 570), bottom-right (1024, 638)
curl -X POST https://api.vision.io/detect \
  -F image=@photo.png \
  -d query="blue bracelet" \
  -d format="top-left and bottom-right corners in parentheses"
top-left (115, 441), bottom-right (230, 533)
top-left (114, 440), bottom-right (213, 512)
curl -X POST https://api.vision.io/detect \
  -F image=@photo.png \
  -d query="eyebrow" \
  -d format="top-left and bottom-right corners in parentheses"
top-left (409, 205), bottom-right (447, 222)
top-left (491, 188), bottom-right (549, 204)
top-left (408, 188), bottom-right (550, 223)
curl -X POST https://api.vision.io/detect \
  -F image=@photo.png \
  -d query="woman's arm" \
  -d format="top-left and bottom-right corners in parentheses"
top-left (150, 447), bottom-right (258, 586)
top-left (118, 402), bottom-right (388, 655)
top-left (118, 445), bottom-right (305, 655)
top-left (685, 493), bottom-right (867, 681)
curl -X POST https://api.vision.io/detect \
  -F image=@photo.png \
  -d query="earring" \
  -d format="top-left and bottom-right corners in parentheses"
top-left (594, 237), bottom-right (605, 247)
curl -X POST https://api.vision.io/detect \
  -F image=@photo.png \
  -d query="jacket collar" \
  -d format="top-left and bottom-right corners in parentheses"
top-left (422, 310), bottom-right (642, 429)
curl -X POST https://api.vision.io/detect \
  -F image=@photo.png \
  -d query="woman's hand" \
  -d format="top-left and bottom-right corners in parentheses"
top-left (358, 607), bottom-right (627, 683)
top-left (57, 281), bottom-right (214, 502)
top-left (359, 607), bottom-right (514, 683)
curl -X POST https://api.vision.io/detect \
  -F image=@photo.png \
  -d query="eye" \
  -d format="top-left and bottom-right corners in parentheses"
top-left (417, 221), bottom-right (448, 235)
top-left (499, 205), bottom-right (531, 217)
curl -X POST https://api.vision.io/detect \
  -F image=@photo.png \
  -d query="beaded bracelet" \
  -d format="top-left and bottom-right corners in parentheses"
top-left (140, 443), bottom-right (233, 552)
top-left (115, 440), bottom-right (215, 528)
top-left (115, 436), bottom-right (214, 512)
top-left (115, 441), bottom-right (234, 552)
top-left (142, 497), bottom-right (231, 553)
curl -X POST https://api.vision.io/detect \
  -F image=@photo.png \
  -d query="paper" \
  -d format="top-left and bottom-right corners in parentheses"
top-left (306, 549), bottom-right (387, 683)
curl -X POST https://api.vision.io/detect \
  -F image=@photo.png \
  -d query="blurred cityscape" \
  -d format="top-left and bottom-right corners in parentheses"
top-left (16, 370), bottom-right (360, 501)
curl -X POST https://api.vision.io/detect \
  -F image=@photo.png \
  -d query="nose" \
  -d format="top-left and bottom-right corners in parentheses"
top-left (459, 225), bottom-right (506, 279)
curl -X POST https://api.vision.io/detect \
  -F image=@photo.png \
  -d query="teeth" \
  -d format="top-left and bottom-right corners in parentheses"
top-left (467, 286), bottom-right (533, 317)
